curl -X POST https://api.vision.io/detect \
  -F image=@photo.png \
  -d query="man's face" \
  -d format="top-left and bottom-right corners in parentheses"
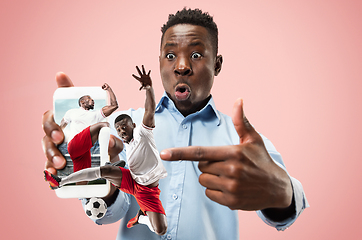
top-left (82, 96), bottom-right (94, 110)
top-left (115, 119), bottom-right (135, 143)
top-left (159, 24), bottom-right (222, 116)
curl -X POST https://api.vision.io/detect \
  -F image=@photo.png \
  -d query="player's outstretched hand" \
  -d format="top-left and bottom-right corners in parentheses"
top-left (160, 99), bottom-right (293, 212)
top-left (132, 65), bottom-right (152, 90)
top-left (42, 72), bottom-right (74, 175)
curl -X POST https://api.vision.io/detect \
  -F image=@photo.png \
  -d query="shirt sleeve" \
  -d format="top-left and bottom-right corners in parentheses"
top-left (257, 133), bottom-right (309, 231)
top-left (80, 190), bottom-right (132, 225)
top-left (62, 109), bottom-right (72, 124)
top-left (97, 109), bottom-right (107, 122)
top-left (138, 123), bottom-right (154, 141)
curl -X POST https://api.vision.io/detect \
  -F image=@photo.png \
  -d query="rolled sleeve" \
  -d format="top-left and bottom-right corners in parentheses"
top-left (258, 133), bottom-right (309, 231)
top-left (257, 176), bottom-right (309, 231)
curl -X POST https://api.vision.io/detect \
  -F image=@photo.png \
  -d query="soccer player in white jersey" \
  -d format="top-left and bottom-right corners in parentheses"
top-left (44, 67), bottom-right (168, 236)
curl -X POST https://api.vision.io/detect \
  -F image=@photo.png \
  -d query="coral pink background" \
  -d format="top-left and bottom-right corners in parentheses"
top-left (1, 1), bottom-right (361, 239)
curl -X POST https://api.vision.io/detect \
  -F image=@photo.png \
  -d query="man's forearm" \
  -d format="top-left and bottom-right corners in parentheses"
top-left (142, 86), bottom-right (156, 128)
top-left (144, 86), bottom-right (155, 113)
top-left (261, 194), bottom-right (296, 222)
top-left (108, 88), bottom-right (118, 109)
top-left (102, 88), bottom-right (118, 117)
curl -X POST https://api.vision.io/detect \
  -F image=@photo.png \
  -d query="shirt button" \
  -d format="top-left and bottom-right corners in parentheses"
top-left (183, 124), bottom-right (187, 129)
top-left (172, 194), bottom-right (178, 200)
top-left (167, 234), bottom-right (172, 239)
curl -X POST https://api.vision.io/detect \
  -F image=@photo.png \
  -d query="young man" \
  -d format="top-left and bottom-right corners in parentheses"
top-left (42, 8), bottom-right (308, 240)
top-left (44, 66), bottom-right (167, 236)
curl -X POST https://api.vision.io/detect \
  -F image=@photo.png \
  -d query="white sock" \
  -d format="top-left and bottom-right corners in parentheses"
top-left (60, 167), bottom-right (101, 186)
top-left (98, 127), bottom-right (110, 164)
top-left (138, 215), bottom-right (155, 232)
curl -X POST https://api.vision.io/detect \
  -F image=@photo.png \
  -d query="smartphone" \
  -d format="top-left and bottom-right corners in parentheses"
top-left (53, 87), bottom-right (111, 199)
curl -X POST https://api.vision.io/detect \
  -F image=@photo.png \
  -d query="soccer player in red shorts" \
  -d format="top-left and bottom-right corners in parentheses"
top-left (44, 66), bottom-right (168, 235)
top-left (58, 83), bottom-right (119, 173)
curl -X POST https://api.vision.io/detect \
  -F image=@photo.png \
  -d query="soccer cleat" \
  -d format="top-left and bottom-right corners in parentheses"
top-left (43, 170), bottom-right (62, 190)
top-left (127, 209), bottom-right (145, 228)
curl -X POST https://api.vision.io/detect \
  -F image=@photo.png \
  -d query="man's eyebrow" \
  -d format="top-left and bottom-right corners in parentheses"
top-left (188, 41), bottom-right (205, 47)
top-left (164, 42), bottom-right (177, 48)
top-left (163, 41), bottom-right (205, 48)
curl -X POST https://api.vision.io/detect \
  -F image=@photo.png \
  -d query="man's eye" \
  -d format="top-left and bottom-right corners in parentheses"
top-left (166, 53), bottom-right (176, 60)
top-left (191, 52), bottom-right (202, 59)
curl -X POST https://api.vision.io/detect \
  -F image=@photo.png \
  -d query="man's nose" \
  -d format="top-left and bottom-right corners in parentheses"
top-left (174, 57), bottom-right (192, 76)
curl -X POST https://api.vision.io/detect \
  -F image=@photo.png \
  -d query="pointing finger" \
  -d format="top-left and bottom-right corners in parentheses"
top-left (160, 145), bottom-right (236, 162)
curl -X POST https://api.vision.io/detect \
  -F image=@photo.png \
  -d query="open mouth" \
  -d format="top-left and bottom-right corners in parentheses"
top-left (174, 84), bottom-right (191, 101)
top-left (121, 134), bottom-right (128, 142)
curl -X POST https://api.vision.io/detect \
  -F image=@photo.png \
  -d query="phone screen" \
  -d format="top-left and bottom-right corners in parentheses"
top-left (53, 87), bottom-right (111, 198)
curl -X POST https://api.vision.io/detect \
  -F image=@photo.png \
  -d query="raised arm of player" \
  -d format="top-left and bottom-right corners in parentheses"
top-left (132, 65), bottom-right (155, 128)
top-left (101, 83), bottom-right (118, 117)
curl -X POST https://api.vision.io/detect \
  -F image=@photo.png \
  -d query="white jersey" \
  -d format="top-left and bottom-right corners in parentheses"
top-left (63, 107), bottom-right (106, 142)
top-left (125, 124), bottom-right (167, 186)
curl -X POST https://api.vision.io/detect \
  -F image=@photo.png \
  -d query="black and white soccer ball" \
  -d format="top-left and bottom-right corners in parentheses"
top-left (84, 197), bottom-right (107, 220)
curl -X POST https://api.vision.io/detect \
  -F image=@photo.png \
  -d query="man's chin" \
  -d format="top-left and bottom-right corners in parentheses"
top-left (174, 100), bottom-right (194, 114)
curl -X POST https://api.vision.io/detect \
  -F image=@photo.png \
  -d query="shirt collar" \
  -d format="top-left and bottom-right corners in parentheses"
top-left (156, 92), bottom-right (221, 125)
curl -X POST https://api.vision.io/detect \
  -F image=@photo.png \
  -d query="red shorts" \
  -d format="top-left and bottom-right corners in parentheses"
top-left (118, 168), bottom-right (165, 215)
top-left (67, 126), bottom-right (93, 172)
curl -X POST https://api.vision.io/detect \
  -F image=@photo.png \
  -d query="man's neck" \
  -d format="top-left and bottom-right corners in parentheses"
top-left (177, 95), bottom-right (212, 117)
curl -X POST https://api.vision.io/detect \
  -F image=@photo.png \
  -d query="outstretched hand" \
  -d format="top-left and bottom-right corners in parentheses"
top-left (132, 65), bottom-right (152, 90)
top-left (160, 99), bottom-right (293, 211)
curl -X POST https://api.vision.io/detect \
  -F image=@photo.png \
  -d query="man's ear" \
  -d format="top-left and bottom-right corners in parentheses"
top-left (214, 55), bottom-right (223, 76)
top-left (133, 123), bottom-right (136, 128)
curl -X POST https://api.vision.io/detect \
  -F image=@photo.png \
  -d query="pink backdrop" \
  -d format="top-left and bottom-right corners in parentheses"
top-left (1, 0), bottom-right (361, 239)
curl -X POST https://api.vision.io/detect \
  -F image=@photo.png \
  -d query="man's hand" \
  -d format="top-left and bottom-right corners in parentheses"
top-left (132, 65), bottom-right (152, 90)
top-left (42, 72), bottom-right (73, 175)
top-left (160, 98), bottom-right (293, 212)
top-left (102, 83), bottom-right (111, 91)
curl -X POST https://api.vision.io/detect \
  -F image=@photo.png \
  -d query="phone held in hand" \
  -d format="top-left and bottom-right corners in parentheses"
top-left (53, 87), bottom-right (111, 199)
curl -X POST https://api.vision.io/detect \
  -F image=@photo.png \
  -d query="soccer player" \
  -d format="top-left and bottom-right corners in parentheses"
top-left (45, 66), bottom-right (168, 235)
top-left (45, 83), bottom-right (121, 188)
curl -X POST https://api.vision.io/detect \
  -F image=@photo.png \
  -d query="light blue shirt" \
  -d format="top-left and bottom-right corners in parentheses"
top-left (90, 93), bottom-right (308, 240)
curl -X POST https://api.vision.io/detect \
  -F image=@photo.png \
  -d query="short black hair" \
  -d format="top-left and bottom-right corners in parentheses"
top-left (114, 114), bottom-right (133, 125)
top-left (161, 8), bottom-right (219, 56)
top-left (78, 95), bottom-right (89, 106)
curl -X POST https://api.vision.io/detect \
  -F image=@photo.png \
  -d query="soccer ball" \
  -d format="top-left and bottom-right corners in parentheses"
top-left (84, 197), bottom-right (107, 220)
